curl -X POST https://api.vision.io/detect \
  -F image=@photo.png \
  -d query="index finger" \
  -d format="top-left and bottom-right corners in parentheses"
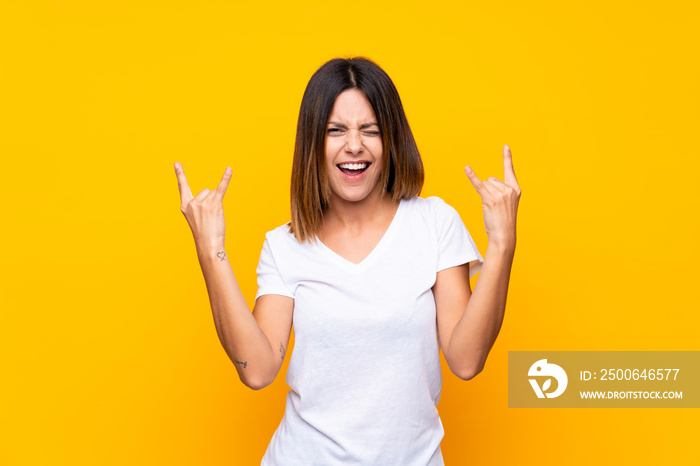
top-left (464, 165), bottom-right (487, 197)
top-left (503, 145), bottom-right (520, 188)
top-left (174, 162), bottom-right (194, 204)
top-left (214, 167), bottom-right (233, 201)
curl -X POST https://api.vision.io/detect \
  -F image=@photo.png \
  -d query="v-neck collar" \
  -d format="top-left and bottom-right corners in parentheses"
top-left (314, 198), bottom-right (406, 273)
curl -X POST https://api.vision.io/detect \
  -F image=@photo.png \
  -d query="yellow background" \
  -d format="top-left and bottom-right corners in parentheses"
top-left (1, 0), bottom-right (698, 464)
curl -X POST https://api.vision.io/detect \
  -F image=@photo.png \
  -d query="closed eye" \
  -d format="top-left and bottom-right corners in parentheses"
top-left (326, 128), bottom-right (380, 136)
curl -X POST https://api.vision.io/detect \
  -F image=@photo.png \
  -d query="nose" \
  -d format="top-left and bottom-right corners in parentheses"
top-left (344, 129), bottom-right (363, 155)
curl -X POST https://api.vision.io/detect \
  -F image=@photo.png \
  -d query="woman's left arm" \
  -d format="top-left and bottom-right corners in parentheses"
top-left (433, 144), bottom-right (521, 380)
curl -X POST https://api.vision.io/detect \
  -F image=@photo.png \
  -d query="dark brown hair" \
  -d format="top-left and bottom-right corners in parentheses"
top-left (288, 56), bottom-right (424, 243)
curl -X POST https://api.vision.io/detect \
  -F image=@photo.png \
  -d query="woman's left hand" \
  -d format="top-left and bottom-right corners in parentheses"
top-left (464, 145), bottom-right (521, 250)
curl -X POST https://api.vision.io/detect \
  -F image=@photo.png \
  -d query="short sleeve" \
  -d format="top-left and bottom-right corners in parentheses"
top-left (433, 197), bottom-right (485, 279)
top-left (255, 236), bottom-right (295, 302)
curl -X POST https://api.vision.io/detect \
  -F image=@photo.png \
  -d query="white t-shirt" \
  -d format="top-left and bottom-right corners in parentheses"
top-left (255, 195), bottom-right (484, 466)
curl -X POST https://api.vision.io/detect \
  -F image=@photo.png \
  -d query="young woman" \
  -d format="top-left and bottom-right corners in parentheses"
top-left (174, 57), bottom-right (520, 465)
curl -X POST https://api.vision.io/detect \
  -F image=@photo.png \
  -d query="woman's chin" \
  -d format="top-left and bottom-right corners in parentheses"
top-left (330, 190), bottom-right (376, 206)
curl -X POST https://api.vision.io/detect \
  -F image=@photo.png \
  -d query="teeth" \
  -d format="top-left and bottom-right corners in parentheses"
top-left (338, 162), bottom-right (368, 170)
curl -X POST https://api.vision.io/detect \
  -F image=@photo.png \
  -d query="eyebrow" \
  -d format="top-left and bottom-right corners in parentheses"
top-left (327, 121), bottom-right (379, 129)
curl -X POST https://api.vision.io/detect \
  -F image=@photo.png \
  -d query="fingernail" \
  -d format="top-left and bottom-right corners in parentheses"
top-left (225, 167), bottom-right (232, 175)
top-left (504, 145), bottom-right (510, 151)
top-left (174, 162), bottom-right (180, 169)
top-left (465, 166), bottom-right (472, 173)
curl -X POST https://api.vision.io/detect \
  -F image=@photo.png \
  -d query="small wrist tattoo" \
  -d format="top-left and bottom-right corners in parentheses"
top-left (235, 359), bottom-right (247, 369)
top-left (217, 251), bottom-right (226, 261)
top-left (279, 342), bottom-right (286, 360)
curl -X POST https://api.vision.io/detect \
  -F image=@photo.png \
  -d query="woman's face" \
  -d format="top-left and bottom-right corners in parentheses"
top-left (324, 88), bottom-right (383, 206)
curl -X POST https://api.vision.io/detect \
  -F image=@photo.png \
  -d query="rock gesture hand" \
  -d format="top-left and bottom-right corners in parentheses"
top-left (174, 162), bottom-right (232, 250)
top-left (464, 145), bottom-right (521, 250)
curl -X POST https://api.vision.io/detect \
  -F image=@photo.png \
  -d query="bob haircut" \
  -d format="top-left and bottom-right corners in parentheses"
top-left (288, 56), bottom-right (424, 244)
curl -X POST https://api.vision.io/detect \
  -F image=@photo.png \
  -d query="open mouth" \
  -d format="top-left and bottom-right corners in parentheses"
top-left (337, 162), bottom-right (371, 176)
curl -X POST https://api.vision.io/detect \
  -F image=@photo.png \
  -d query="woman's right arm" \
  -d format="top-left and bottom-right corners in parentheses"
top-left (175, 162), bottom-right (293, 390)
top-left (197, 242), bottom-right (294, 390)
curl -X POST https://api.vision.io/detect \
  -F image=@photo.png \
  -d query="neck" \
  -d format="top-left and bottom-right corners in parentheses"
top-left (325, 190), bottom-right (396, 231)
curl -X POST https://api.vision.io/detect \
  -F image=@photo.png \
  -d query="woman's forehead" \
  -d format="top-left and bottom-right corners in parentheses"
top-left (329, 89), bottom-right (377, 121)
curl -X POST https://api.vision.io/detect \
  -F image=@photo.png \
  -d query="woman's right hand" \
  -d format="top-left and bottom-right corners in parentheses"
top-left (174, 162), bottom-right (232, 250)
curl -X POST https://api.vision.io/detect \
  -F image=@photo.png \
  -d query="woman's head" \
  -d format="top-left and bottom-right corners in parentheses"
top-left (324, 88), bottom-right (384, 209)
top-left (289, 56), bottom-right (424, 243)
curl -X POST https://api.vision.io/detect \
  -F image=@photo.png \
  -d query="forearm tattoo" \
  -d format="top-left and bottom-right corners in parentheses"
top-left (279, 342), bottom-right (286, 360)
top-left (234, 359), bottom-right (247, 369)
top-left (216, 251), bottom-right (226, 261)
